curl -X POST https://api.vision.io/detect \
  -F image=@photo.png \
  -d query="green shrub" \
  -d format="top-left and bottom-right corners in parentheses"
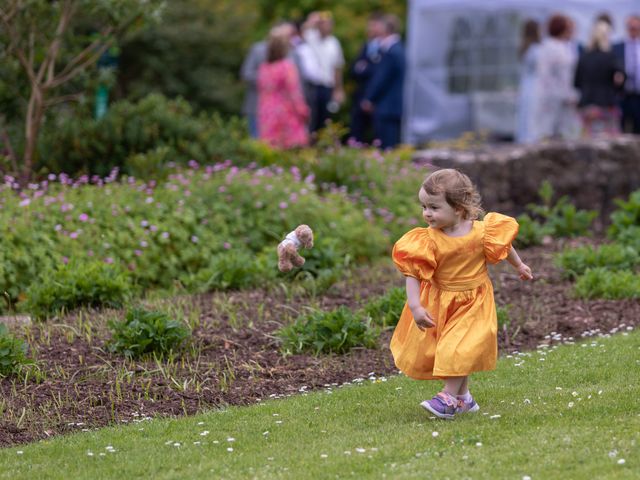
top-left (515, 214), bottom-right (545, 247)
top-left (0, 323), bottom-right (33, 376)
top-left (278, 306), bottom-right (377, 355)
top-left (497, 305), bottom-right (511, 330)
top-left (526, 181), bottom-right (597, 238)
top-left (556, 244), bottom-right (640, 280)
top-left (24, 261), bottom-right (131, 320)
top-left (38, 94), bottom-right (258, 176)
top-left (363, 287), bottom-right (406, 328)
top-left (573, 268), bottom-right (640, 299)
top-left (180, 249), bottom-right (276, 292)
top-left (609, 190), bottom-right (640, 241)
top-left (107, 308), bottom-right (191, 358)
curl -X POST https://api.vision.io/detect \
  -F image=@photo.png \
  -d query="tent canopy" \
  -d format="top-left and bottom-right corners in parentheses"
top-left (403, 0), bottom-right (639, 143)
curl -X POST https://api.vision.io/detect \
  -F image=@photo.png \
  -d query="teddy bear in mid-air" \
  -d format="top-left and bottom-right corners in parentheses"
top-left (277, 224), bottom-right (314, 272)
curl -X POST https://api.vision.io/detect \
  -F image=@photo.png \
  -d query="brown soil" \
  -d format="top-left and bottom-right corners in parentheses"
top-left (1, 239), bottom-right (639, 448)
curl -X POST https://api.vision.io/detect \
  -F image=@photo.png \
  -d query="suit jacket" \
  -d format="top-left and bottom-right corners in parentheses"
top-left (350, 41), bottom-right (381, 103)
top-left (362, 39), bottom-right (405, 120)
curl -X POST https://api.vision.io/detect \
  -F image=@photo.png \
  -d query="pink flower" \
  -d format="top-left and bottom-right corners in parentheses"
top-left (19, 198), bottom-right (30, 207)
top-left (62, 256), bottom-right (69, 264)
top-left (69, 231), bottom-right (79, 239)
top-left (104, 257), bottom-right (114, 264)
top-left (134, 249), bottom-right (142, 256)
top-left (279, 202), bottom-right (288, 209)
top-left (223, 242), bottom-right (231, 249)
top-left (79, 213), bottom-right (89, 222)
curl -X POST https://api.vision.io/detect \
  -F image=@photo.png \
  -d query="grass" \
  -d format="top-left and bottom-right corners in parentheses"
top-left (1, 331), bottom-right (639, 479)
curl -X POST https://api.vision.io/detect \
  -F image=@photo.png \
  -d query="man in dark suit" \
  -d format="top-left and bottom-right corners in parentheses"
top-left (360, 14), bottom-right (405, 149)
top-left (348, 13), bottom-right (384, 144)
top-left (613, 15), bottom-right (640, 133)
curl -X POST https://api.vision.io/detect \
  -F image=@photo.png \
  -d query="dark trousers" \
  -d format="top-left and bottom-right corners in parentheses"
top-left (349, 101), bottom-right (373, 144)
top-left (373, 115), bottom-right (401, 149)
top-left (621, 94), bottom-right (640, 134)
top-left (311, 85), bottom-right (333, 133)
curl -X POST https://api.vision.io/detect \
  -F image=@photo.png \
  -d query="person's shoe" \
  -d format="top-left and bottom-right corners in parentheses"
top-left (420, 392), bottom-right (458, 420)
top-left (456, 395), bottom-right (480, 414)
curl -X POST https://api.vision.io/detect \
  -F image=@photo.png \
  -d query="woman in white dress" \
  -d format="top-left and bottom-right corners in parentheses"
top-left (515, 19), bottom-right (541, 143)
top-left (530, 14), bottom-right (580, 142)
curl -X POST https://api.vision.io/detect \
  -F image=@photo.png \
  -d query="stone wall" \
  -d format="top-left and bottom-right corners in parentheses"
top-left (413, 136), bottom-right (640, 220)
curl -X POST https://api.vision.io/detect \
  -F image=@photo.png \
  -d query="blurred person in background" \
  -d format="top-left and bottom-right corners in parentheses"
top-left (574, 21), bottom-right (625, 137)
top-left (613, 15), bottom-right (640, 133)
top-left (515, 19), bottom-right (541, 143)
top-left (530, 14), bottom-right (580, 142)
top-left (303, 11), bottom-right (346, 133)
top-left (241, 22), bottom-right (294, 138)
top-left (360, 14), bottom-right (405, 149)
top-left (348, 13), bottom-right (385, 144)
top-left (257, 32), bottom-right (309, 149)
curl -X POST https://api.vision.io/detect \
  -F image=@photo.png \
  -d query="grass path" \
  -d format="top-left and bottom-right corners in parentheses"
top-left (1, 330), bottom-right (639, 479)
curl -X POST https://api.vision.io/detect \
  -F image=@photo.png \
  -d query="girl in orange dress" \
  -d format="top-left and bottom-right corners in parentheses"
top-left (391, 169), bottom-right (533, 419)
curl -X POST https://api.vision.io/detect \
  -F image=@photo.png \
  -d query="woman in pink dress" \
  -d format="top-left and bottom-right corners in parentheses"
top-left (257, 33), bottom-right (310, 148)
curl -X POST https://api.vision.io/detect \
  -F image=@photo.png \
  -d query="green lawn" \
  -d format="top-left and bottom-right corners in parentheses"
top-left (2, 330), bottom-right (639, 480)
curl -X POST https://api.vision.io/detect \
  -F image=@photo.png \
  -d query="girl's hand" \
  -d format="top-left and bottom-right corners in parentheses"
top-left (410, 305), bottom-right (435, 331)
top-left (517, 262), bottom-right (533, 281)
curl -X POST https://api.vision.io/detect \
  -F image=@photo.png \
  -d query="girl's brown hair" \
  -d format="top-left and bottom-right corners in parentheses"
top-left (422, 169), bottom-right (483, 220)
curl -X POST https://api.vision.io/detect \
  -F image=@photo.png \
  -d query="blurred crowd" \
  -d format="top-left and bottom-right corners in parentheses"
top-left (240, 11), bottom-right (405, 150)
top-left (241, 10), bottom-right (640, 150)
top-left (517, 12), bottom-right (640, 143)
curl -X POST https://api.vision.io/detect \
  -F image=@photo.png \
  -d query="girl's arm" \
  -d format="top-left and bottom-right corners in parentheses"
top-left (506, 246), bottom-right (533, 280)
top-left (405, 276), bottom-right (435, 330)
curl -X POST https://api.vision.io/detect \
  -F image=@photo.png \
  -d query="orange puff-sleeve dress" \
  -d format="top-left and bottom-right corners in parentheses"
top-left (390, 213), bottom-right (519, 380)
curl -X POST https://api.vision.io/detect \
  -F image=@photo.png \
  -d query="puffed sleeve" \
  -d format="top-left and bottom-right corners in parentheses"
top-left (483, 212), bottom-right (519, 264)
top-left (392, 228), bottom-right (437, 281)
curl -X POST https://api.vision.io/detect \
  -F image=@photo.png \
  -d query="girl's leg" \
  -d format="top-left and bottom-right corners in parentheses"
top-left (443, 376), bottom-right (467, 397)
top-left (457, 376), bottom-right (469, 396)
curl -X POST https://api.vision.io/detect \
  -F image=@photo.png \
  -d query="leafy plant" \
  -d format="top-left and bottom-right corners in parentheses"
top-left (526, 181), bottom-right (597, 238)
top-left (497, 305), bottom-right (511, 330)
top-left (573, 268), bottom-right (640, 300)
top-left (0, 323), bottom-right (33, 376)
top-left (363, 287), bottom-right (406, 328)
top-left (514, 214), bottom-right (545, 248)
top-left (107, 307), bottom-right (191, 358)
top-left (278, 306), bottom-right (377, 355)
top-left (556, 243), bottom-right (640, 280)
top-left (24, 260), bottom-right (131, 320)
top-left (608, 190), bottom-right (640, 241)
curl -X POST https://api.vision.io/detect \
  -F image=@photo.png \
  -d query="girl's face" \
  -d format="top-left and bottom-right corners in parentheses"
top-left (419, 189), bottom-right (462, 230)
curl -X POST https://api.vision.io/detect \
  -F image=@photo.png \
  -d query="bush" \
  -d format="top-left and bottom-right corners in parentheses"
top-left (24, 261), bottom-right (131, 320)
top-left (0, 324), bottom-right (33, 376)
top-left (573, 268), bottom-right (640, 300)
top-left (38, 94), bottom-right (259, 176)
top-left (515, 214), bottom-right (545, 248)
top-left (278, 306), bottom-right (377, 355)
top-left (180, 249), bottom-right (276, 292)
top-left (107, 308), bottom-right (191, 358)
top-left (556, 243), bottom-right (640, 280)
top-left (497, 305), bottom-right (511, 330)
top-left (526, 181), bottom-right (597, 239)
top-left (608, 190), bottom-right (640, 241)
top-left (363, 287), bottom-right (406, 328)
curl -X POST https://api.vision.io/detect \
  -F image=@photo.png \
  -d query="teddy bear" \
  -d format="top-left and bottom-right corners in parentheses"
top-left (277, 224), bottom-right (314, 272)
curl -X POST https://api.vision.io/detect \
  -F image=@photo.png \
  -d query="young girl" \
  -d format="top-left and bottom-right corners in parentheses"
top-left (391, 169), bottom-right (533, 419)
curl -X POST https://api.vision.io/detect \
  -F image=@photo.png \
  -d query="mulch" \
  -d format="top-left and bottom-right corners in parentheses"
top-left (1, 238), bottom-right (639, 448)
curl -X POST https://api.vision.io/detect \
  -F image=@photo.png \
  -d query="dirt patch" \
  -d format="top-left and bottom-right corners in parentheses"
top-left (1, 240), bottom-right (638, 447)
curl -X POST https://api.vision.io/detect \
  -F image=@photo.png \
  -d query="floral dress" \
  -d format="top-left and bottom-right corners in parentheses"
top-left (257, 59), bottom-right (310, 149)
top-left (391, 213), bottom-right (519, 380)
